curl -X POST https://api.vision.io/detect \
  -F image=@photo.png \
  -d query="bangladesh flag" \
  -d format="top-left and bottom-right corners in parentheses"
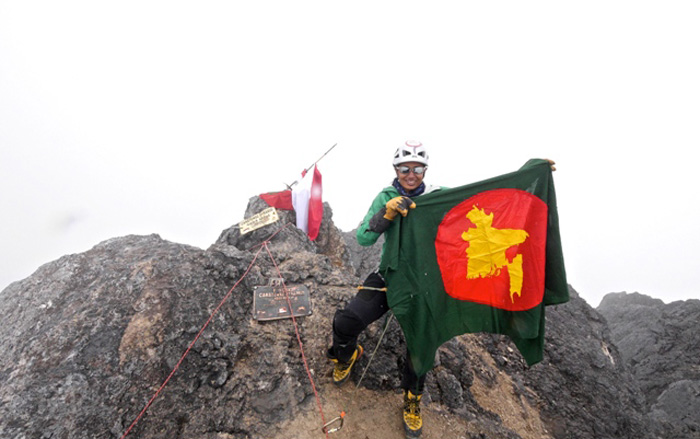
top-left (380, 159), bottom-right (568, 376)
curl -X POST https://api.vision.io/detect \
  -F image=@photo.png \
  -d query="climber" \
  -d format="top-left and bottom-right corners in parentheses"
top-left (326, 140), bottom-right (441, 438)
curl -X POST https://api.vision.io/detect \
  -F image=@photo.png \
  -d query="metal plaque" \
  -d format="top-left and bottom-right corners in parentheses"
top-left (239, 207), bottom-right (280, 235)
top-left (253, 278), bottom-right (312, 321)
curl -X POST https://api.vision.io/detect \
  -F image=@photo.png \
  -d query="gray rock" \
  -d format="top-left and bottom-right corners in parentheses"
top-left (598, 291), bottom-right (700, 438)
top-left (509, 288), bottom-right (654, 439)
top-left (651, 380), bottom-right (700, 438)
top-left (0, 200), bottom-right (668, 439)
top-left (341, 228), bottom-right (384, 279)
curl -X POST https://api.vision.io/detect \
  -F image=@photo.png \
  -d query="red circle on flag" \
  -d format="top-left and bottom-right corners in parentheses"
top-left (435, 189), bottom-right (548, 311)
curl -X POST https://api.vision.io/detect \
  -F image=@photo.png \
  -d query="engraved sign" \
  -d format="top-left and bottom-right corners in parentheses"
top-left (239, 207), bottom-right (280, 235)
top-left (253, 279), bottom-right (312, 321)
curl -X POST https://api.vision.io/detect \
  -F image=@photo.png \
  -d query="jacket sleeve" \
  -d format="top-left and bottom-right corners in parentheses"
top-left (355, 190), bottom-right (393, 247)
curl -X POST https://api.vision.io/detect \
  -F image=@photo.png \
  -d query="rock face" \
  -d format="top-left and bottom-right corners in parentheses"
top-left (0, 198), bottom-right (662, 439)
top-left (0, 199), bottom-right (357, 439)
top-left (496, 288), bottom-right (652, 439)
top-left (598, 292), bottom-right (700, 438)
top-left (341, 229), bottom-right (383, 280)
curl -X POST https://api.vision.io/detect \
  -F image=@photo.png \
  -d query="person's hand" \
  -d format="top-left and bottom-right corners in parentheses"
top-left (368, 196), bottom-right (416, 233)
top-left (545, 159), bottom-right (556, 171)
top-left (384, 196), bottom-right (416, 220)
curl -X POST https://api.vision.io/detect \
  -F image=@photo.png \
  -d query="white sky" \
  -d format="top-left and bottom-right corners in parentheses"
top-left (1, 1), bottom-right (699, 307)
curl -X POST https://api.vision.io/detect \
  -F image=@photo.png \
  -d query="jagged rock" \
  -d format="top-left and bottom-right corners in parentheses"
top-left (341, 228), bottom-right (384, 280)
top-left (217, 196), bottom-right (354, 275)
top-left (505, 288), bottom-right (654, 439)
top-left (0, 212), bottom-right (356, 439)
top-left (651, 380), bottom-right (700, 438)
top-left (598, 291), bottom-right (700, 438)
top-left (0, 200), bottom-right (672, 439)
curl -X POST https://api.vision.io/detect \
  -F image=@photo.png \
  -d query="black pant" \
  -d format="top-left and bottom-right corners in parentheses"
top-left (331, 271), bottom-right (426, 394)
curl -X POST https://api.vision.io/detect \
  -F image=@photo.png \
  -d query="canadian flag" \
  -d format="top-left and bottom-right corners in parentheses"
top-left (259, 165), bottom-right (323, 240)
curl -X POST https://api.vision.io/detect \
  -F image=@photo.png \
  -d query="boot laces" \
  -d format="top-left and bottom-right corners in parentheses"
top-left (404, 393), bottom-right (422, 429)
top-left (405, 397), bottom-right (421, 416)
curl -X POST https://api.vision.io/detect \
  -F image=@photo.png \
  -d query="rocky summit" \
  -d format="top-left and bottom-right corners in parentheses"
top-left (0, 197), bottom-right (692, 438)
top-left (598, 292), bottom-right (700, 438)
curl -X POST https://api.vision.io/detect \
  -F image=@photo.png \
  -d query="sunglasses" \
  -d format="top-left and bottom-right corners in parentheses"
top-left (396, 165), bottom-right (427, 175)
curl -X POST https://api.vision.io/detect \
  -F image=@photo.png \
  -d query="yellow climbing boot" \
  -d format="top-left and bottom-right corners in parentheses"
top-left (403, 390), bottom-right (423, 437)
top-left (330, 345), bottom-right (363, 385)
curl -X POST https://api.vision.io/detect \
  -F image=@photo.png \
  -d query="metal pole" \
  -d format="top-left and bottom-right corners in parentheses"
top-left (285, 143), bottom-right (338, 189)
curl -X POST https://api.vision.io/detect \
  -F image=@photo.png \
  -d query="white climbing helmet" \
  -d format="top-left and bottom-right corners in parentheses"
top-left (393, 140), bottom-right (429, 166)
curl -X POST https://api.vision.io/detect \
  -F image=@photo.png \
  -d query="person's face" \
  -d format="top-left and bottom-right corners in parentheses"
top-left (395, 161), bottom-right (426, 191)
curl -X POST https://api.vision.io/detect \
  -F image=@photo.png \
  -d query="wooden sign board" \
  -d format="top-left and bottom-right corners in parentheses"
top-left (240, 207), bottom-right (280, 235)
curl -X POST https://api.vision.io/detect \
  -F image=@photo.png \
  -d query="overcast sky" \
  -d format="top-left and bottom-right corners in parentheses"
top-left (2, 1), bottom-right (699, 307)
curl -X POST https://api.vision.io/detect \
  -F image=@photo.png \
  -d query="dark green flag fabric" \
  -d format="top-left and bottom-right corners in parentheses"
top-left (380, 159), bottom-right (568, 376)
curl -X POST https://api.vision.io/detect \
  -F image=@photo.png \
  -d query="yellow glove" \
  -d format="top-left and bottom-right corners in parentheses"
top-left (367, 196), bottom-right (416, 233)
top-left (383, 196), bottom-right (416, 221)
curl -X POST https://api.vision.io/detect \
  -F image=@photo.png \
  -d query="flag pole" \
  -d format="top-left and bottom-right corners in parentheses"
top-left (285, 143), bottom-right (337, 189)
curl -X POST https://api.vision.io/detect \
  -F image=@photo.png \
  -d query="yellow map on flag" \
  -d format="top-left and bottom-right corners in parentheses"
top-left (461, 206), bottom-right (529, 302)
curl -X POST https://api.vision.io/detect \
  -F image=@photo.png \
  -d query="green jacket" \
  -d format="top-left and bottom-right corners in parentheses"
top-left (356, 184), bottom-right (443, 257)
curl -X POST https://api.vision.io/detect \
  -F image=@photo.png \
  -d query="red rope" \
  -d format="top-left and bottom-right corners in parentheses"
top-left (263, 242), bottom-right (330, 439)
top-left (119, 245), bottom-right (264, 439)
top-left (118, 223), bottom-right (330, 438)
